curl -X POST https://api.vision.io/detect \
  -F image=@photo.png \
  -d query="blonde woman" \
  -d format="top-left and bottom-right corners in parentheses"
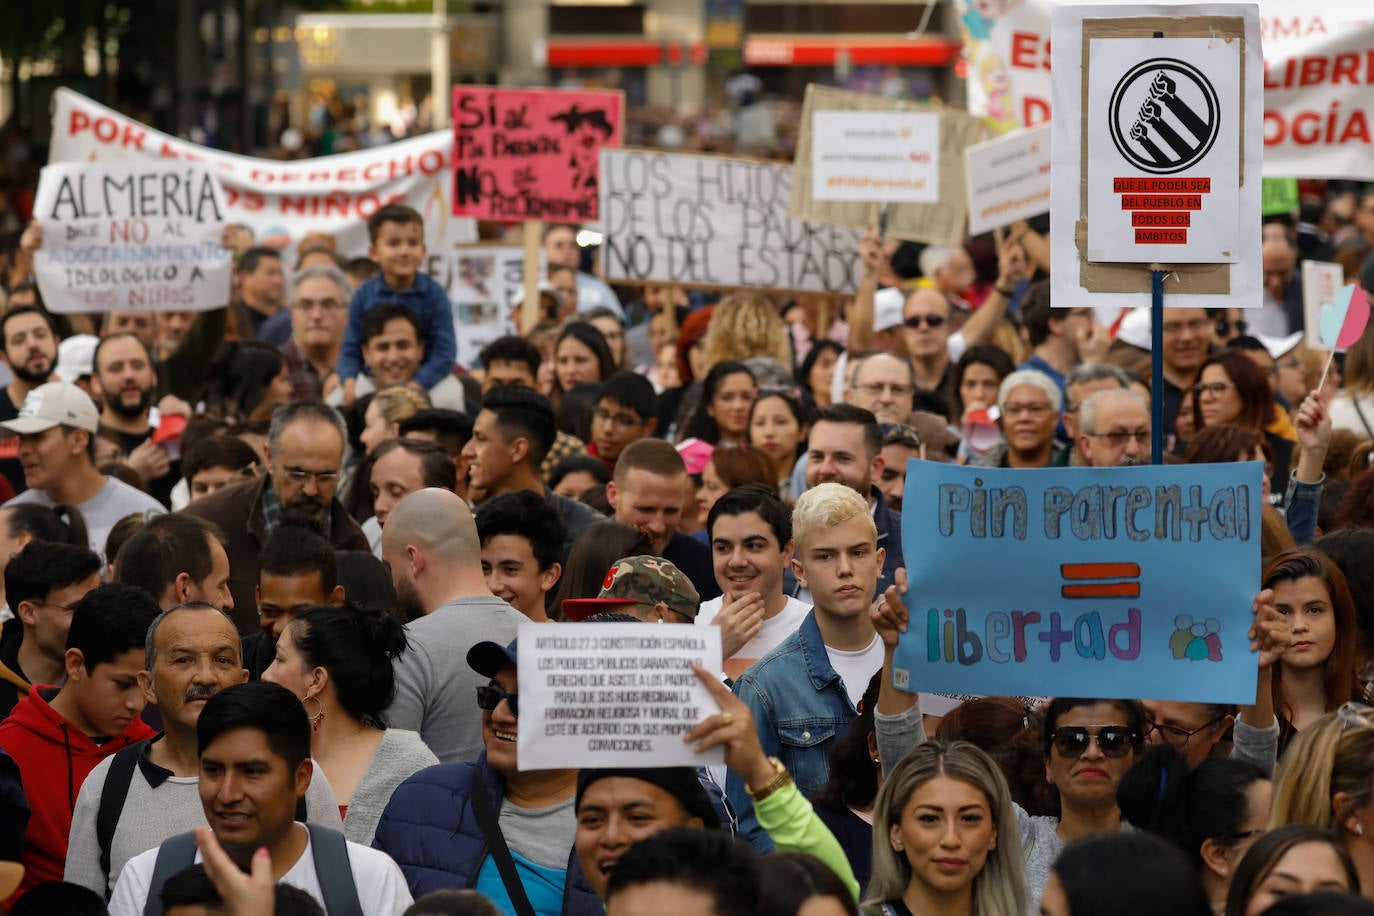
top-left (700, 292), bottom-right (792, 372)
top-left (1268, 704), bottom-right (1374, 897)
top-left (863, 741), bottom-right (1026, 916)
top-left (358, 385), bottom-right (430, 456)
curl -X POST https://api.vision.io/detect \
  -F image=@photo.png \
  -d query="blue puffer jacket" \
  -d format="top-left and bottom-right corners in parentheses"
top-left (372, 752), bottom-right (602, 915)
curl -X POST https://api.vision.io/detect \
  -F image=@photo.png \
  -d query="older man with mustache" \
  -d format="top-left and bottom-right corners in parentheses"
top-left (62, 601), bottom-right (343, 898)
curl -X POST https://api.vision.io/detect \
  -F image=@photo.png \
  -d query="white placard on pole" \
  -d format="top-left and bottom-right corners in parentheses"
top-left (965, 123), bottom-right (1052, 235)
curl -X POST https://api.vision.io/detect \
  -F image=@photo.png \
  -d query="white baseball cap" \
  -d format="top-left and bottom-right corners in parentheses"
top-left (0, 381), bottom-right (100, 435)
top-left (54, 334), bottom-right (98, 384)
top-left (874, 287), bottom-right (907, 333)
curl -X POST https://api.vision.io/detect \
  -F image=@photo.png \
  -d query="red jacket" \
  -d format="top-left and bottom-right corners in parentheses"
top-left (0, 685), bottom-right (155, 898)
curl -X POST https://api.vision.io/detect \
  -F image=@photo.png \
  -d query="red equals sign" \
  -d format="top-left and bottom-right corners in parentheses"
top-left (1060, 562), bottom-right (1141, 599)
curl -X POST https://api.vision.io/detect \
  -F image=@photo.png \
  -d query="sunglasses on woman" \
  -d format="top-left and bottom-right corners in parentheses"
top-left (1049, 725), bottom-right (1139, 758)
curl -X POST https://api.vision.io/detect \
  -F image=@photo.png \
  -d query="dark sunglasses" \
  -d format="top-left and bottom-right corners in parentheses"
top-left (903, 314), bottom-right (947, 330)
top-left (1049, 725), bottom-right (1138, 759)
top-left (476, 685), bottom-right (518, 718)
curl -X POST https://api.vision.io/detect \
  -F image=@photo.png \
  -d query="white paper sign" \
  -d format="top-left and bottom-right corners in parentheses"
top-left (811, 110), bottom-right (941, 204)
top-left (599, 148), bottom-right (863, 294)
top-left (32, 161), bottom-right (231, 313)
top-left (965, 123), bottom-right (1052, 235)
top-left (1086, 37), bottom-right (1241, 263)
top-left (517, 622), bottom-right (724, 771)
top-left (1302, 260), bottom-right (1347, 351)
top-left (1049, 4), bottom-right (1263, 309)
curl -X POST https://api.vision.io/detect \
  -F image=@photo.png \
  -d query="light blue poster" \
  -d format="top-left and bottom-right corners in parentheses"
top-left (895, 461), bottom-right (1262, 704)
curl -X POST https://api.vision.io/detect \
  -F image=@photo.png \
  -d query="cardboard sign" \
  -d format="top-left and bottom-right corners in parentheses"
top-left (1302, 260), bottom-right (1349, 351)
top-left (965, 123), bottom-right (1052, 235)
top-left (517, 622), bottom-right (724, 770)
top-left (49, 89), bottom-right (477, 259)
top-left (789, 85), bottom-right (985, 246)
top-left (810, 110), bottom-right (941, 204)
top-left (451, 86), bottom-right (623, 222)
top-left (1086, 36), bottom-right (1243, 263)
top-left (1049, 5), bottom-right (1264, 308)
top-left (32, 162), bottom-right (231, 313)
top-left (894, 462), bottom-right (1262, 703)
top-left (599, 148), bottom-right (863, 294)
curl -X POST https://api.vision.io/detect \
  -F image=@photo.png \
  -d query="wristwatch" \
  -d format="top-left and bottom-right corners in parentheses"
top-left (745, 757), bottom-right (793, 802)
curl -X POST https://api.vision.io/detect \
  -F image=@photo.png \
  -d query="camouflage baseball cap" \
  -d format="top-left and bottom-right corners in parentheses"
top-left (561, 555), bottom-right (701, 622)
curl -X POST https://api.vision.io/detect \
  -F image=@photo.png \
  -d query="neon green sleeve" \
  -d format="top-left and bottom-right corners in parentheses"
top-left (754, 779), bottom-right (862, 900)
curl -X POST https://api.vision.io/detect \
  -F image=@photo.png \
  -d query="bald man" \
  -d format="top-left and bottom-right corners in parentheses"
top-left (383, 488), bottom-right (526, 763)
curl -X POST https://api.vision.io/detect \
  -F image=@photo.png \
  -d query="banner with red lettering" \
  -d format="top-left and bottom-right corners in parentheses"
top-left (959, 0), bottom-right (1374, 179)
top-left (49, 89), bottom-right (477, 260)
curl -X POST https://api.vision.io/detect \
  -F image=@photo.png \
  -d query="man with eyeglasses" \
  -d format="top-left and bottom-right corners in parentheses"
top-left (0, 540), bottom-right (102, 716)
top-left (185, 402), bottom-right (368, 633)
top-left (588, 372), bottom-right (658, 474)
top-left (280, 264), bottom-right (349, 403)
top-left (1077, 388), bottom-right (1152, 468)
top-left (375, 637), bottom-right (601, 913)
top-left (1159, 307), bottom-right (1213, 436)
top-left (1059, 364), bottom-right (1131, 466)
top-left (843, 352), bottom-right (916, 425)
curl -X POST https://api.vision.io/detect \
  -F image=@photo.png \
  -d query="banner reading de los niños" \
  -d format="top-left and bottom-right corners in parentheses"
top-left (32, 162), bottom-right (232, 313)
top-left (48, 89), bottom-right (477, 259)
top-left (599, 148), bottom-right (862, 294)
top-left (895, 462), bottom-right (1262, 704)
top-left (452, 86), bottom-right (623, 222)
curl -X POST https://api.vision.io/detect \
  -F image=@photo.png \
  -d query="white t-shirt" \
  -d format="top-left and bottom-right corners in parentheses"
top-left (697, 595), bottom-right (811, 680)
top-left (825, 634), bottom-right (885, 709)
top-left (107, 825), bottom-right (414, 916)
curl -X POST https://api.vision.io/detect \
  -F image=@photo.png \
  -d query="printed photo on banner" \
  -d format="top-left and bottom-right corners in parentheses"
top-left (31, 161), bottom-right (231, 314)
top-left (451, 86), bottom-right (624, 223)
top-left (964, 123), bottom-right (1051, 235)
top-left (894, 462), bottom-right (1263, 704)
top-left (517, 622), bottom-right (724, 770)
top-left (440, 245), bottom-right (537, 369)
top-left (598, 147), bottom-right (863, 294)
top-left (48, 88), bottom-right (478, 261)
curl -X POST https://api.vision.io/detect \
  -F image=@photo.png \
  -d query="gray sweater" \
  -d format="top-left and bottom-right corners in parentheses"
top-left (387, 595), bottom-right (525, 763)
top-left (342, 729), bottom-right (439, 846)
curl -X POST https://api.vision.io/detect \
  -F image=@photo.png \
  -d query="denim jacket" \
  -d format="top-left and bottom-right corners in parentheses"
top-left (727, 610), bottom-right (857, 852)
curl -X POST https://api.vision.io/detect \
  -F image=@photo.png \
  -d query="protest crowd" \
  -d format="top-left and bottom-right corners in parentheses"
top-left (1, 7), bottom-right (1374, 916)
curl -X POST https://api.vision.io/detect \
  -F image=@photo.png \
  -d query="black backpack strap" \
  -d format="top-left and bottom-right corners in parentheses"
top-left (98, 742), bottom-right (145, 897)
top-left (142, 831), bottom-right (198, 916)
top-left (469, 774), bottom-right (535, 916)
top-left (305, 824), bottom-right (363, 916)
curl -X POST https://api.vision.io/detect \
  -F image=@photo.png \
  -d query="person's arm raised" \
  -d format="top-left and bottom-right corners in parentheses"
top-left (686, 668), bottom-right (860, 900)
top-left (958, 240), bottom-right (1026, 348)
top-left (846, 222), bottom-right (884, 354)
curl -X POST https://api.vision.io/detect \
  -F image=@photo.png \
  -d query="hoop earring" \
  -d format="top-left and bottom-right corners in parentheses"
top-left (304, 695), bottom-right (325, 732)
